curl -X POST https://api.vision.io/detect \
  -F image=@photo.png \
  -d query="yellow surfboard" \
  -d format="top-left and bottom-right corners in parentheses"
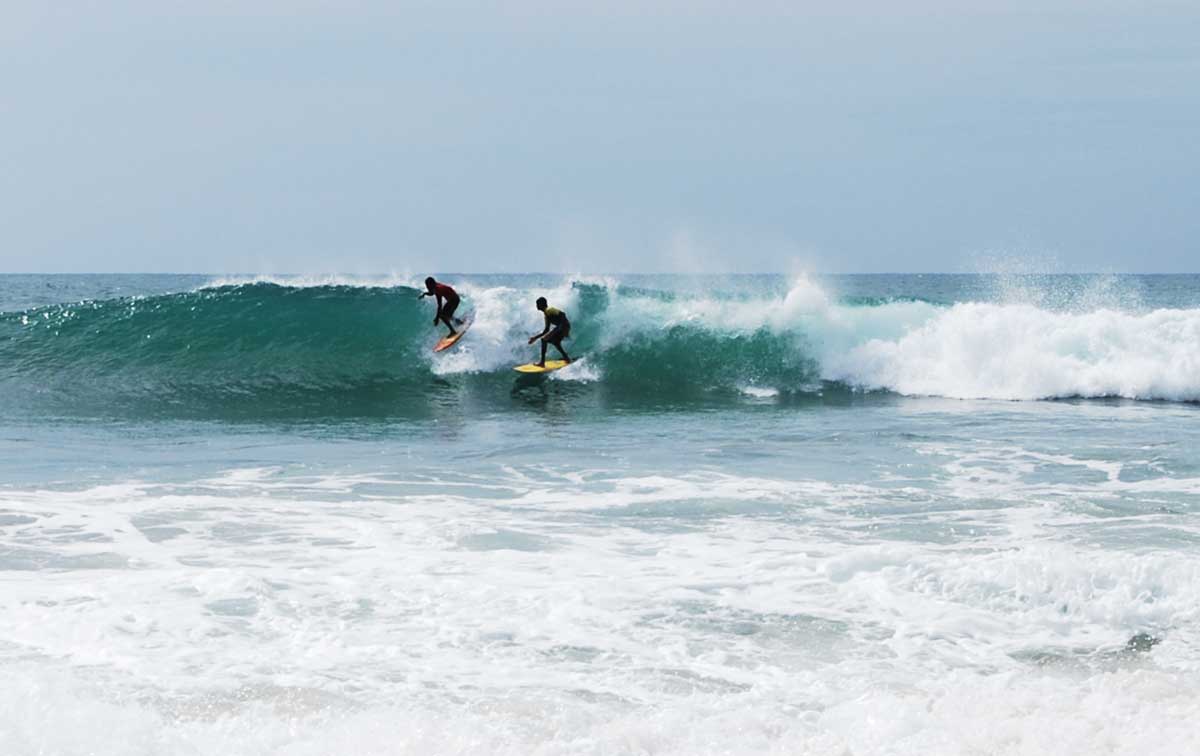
top-left (513, 360), bottom-right (571, 374)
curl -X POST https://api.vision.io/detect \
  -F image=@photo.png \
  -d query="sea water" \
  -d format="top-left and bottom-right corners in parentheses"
top-left (1, 274), bottom-right (1198, 755)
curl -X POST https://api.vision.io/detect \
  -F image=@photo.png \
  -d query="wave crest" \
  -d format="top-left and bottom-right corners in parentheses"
top-left (830, 303), bottom-right (1200, 401)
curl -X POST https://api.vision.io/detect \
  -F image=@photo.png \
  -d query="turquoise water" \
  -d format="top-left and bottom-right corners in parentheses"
top-left (2, 274), bottom-right (1199, 754)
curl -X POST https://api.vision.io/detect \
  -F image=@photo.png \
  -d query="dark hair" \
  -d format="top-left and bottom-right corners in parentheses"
top-left (424, 277), bottom-right (436, 288)
top-left (536, 296), bottom-right (547, 309)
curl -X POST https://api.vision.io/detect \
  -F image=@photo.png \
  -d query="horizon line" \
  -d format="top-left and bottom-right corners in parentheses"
top-left (2, 271), bottom-right (1199, 277)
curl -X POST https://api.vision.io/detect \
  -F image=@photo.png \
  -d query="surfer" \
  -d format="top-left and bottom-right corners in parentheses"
top-left (420, 277), bottom-right (462, 337)
top-left (528, 297), bottom-right (571, 367)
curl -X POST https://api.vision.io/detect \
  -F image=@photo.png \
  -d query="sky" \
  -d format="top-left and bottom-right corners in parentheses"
top-left (1, 1), bottom-right (1198, 274)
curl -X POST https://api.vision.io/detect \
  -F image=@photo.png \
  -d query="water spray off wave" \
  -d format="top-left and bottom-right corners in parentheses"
top-left (1, 275), bottom-right (1198, 416)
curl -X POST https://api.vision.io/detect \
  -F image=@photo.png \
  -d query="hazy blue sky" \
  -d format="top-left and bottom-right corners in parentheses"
top-left (2, 1), bottom-right (1197, 273)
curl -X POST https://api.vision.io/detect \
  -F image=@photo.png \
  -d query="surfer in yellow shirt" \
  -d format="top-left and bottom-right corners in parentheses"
top-left (528, 297), bottom-right (572, 368)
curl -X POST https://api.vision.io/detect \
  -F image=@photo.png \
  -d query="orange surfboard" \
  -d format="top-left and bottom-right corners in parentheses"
top-left (433, 316), bottom-right (472, 352)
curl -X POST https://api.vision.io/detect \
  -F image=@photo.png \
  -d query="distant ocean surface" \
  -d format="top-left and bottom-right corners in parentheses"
top-left (2, 273), bottom-right (1198, 755)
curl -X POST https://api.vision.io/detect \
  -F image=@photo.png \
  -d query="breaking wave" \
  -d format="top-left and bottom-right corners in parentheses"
top-left (1, 276), bottom-right (1198, 417)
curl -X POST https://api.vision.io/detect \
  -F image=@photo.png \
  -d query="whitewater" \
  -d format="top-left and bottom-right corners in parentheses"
top-left (1, 273), bottom-right (1199, 755)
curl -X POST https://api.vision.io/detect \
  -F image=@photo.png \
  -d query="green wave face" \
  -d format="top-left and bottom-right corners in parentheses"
top-left (4, 284), bottom-right (423, 374)
top-left (0, 284), bottom-right (438, 417)
top-left (592, 327), bottom-right (819, 395)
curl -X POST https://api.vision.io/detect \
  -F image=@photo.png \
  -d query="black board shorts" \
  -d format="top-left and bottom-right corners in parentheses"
top-left (547, 322), bottom-right (570, 342)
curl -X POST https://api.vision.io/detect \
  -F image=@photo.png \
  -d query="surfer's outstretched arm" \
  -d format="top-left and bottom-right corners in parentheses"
top-left (527, 313), bottom-right (552, 366)
top-left (527, 314), bottom-right (551, 344)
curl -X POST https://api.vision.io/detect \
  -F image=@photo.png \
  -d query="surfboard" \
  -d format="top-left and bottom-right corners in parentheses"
top-left (513, 360), bottom-right (571, 374)
top-left (433, 316), bottom-right (472, 353)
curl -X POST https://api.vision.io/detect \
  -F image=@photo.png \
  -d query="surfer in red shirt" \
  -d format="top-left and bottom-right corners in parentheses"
top-left (420, 277), bottom-right (463, 336)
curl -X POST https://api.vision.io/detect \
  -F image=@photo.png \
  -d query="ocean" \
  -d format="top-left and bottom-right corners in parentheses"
top-left (1, 273), bottom-right (1198, 755)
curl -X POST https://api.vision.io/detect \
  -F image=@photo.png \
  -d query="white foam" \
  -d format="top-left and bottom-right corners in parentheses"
top-left (549, 357), bottom-right (599, 382)
top-left (2, 460), bottom-right (1198, 754)
top-left (5, 667), bottom-right (1198, 755)
top-left (595, 277), bottom-right (1200, 402)
top-left (739, 385), bottom-right (780, 399)
top-left (201, 273), bottom-right (423, 290)
top-left (828, 302), bottom-right (1200, 401)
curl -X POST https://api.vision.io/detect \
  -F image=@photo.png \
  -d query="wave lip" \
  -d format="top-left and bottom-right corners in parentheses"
top-left (827, 303), bottom-right (1200, 402)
